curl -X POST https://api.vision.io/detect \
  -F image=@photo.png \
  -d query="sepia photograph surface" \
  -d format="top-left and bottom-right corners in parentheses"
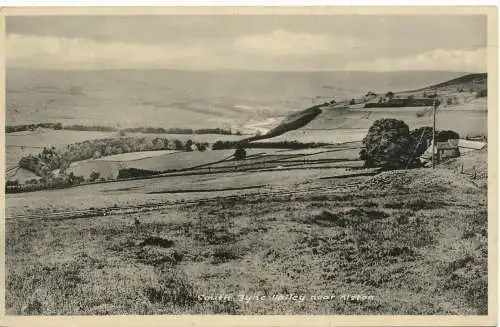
top-left (1, 6), bottom-right (497, 324)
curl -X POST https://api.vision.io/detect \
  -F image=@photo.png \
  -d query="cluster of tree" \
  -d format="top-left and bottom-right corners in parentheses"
top-left (6, 180), bottom-right (20, 187)
top-left (5, 172), bottom-right (87, 194)
top-left (233, 146), bottom-right (247, 160)
top-left (63, 124), bottom-right (117, 132)
top-left (6, 122), bottom-right (62, 133)
top-left (243, 106), bottom-right (322, 144)
top-left (366, 96), bottom-right (438, 108)
top-left (121, 126), bottom-right (237, 135)
top-left (359, 118), bottom-right (460, 170)
top-left (117, 168), bottom-right (159, 180)
top-left (18, 137), bottom-right (209, 178)
top-left (476, 89), bottom-right (487, 98)
top-left (6, 121), bottom-right (243, 136)
top-left (422, 91), bottom-right (438, 98)
top-left (212, 139), bottom-right (326, 150)
top-left (19, 147), bottom-right (66, 178)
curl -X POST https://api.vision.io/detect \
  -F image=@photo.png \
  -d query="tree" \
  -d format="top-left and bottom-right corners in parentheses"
top-left (360, 118), bottom-right (415, 169)
top-left (174, 139), bottom-right (184, 150)
top-left (6, 180), bottom-right (19, 187)
top-left (89, 171), bottom-right (100, 182)
top-left (212, 140), bottom-right (225, 150)
top-left (68, 172), bottom-right (76, 185)
top-left (349, 98), bottom-right (356, 105)
top-left (234, 146), bottom-right (246, 160)
top-left (153, 138), bottom-right (165, 150)
top-left (409, 126), bottom-right (434, 158)
top-left (185, 139), bottom-right (194, 151)
top-left (385, 91), bottom-right (395, 100)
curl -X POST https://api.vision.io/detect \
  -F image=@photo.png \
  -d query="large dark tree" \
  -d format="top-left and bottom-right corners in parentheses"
top-left (234, 146), bottom-right (247, 161)
top-left (361, 120), bottom-right (459, 170)
top-left (361, 119), bottom-right (416, 169)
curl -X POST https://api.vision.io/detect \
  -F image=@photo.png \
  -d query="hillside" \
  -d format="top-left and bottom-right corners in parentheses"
top-left (406, 73), bottom-right (487, 93)
top-left (258, 72), bottom-right (488, 143)
top-left (6, 150), bottom-right (487, 314)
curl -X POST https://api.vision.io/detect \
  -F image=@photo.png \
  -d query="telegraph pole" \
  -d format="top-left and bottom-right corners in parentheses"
top-left (432, 91), bottom-right (438, 169)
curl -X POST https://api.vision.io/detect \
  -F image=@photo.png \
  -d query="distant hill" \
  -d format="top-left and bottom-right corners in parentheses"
top-left (404, 73), bottom-right (487, 94)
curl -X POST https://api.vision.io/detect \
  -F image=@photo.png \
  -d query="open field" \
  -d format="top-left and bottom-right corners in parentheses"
top-left (6, 164), bottom-right (364, 218)
top-left (6, 151), bottom-right (488, 314)
top-left (99, 150), bottom-right (179, 161)
top-left (123, 150), bottom-right (235, 172)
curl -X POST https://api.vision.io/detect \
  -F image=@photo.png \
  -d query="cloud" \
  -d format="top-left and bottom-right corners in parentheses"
top-left (231, 29), bottom-right (364, 57)
top-left (6, 34), bottom-right (210, 69)
top-left (344, 48), bottom-right (487, 72)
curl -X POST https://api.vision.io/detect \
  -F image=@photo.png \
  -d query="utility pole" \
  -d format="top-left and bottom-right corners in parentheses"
top-left (432, 91), bottom-right (438, 169)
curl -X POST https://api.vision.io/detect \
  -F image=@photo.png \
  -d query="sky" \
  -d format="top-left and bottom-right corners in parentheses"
top-left (6, 15), bottom-right (488, 72)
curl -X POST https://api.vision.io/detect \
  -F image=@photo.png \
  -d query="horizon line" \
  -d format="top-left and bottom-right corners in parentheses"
top-left (5, 67), bottom-right (483, 74)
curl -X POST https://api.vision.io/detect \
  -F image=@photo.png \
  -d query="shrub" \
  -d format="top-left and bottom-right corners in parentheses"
top-left (143, 268), bottom-right (196, 308)
top-left (476, 89), bottom-right (487, 98)
top-left (233, 146), bottom-right (246, 160)
top-left (212, 245), bottom-right (242, 264)
top-left (89, 171), bottom-right (100, 182)
top-left (436, 130), bottom-right (459, 142)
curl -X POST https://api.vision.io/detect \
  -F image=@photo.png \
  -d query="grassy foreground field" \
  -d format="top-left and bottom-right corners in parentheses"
top-left (5, 149), bottom-right (487, 315)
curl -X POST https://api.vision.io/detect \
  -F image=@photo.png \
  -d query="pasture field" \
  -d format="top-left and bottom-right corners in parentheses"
top-left (301, 98), bottom-right (487, 140)
top-left (6, 129), bottom-right (118, 148)
top-left (5, 165), bottom-right (360, 219)
top-left (99, 150), bottom-right (179, 162)
top-left (65, 160), bottom-right (125, 181)
top-left (123, 150), bottom-right (235, 172)
top-left (5, 155), bottom-right (488, 315)
top-left (257, 129), bottom-right (367, 144)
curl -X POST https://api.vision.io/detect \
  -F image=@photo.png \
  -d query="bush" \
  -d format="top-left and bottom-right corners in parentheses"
top-left (476, 89), bottom-right (487, 98)
top-left (233, 146), bottom-right (246, 160)
top-left (436, 130), bottom-right (459, 142)
top-left (6, 180), bottom-right (19, 187)
top-left (89, 171), bottom-right (100, 182)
